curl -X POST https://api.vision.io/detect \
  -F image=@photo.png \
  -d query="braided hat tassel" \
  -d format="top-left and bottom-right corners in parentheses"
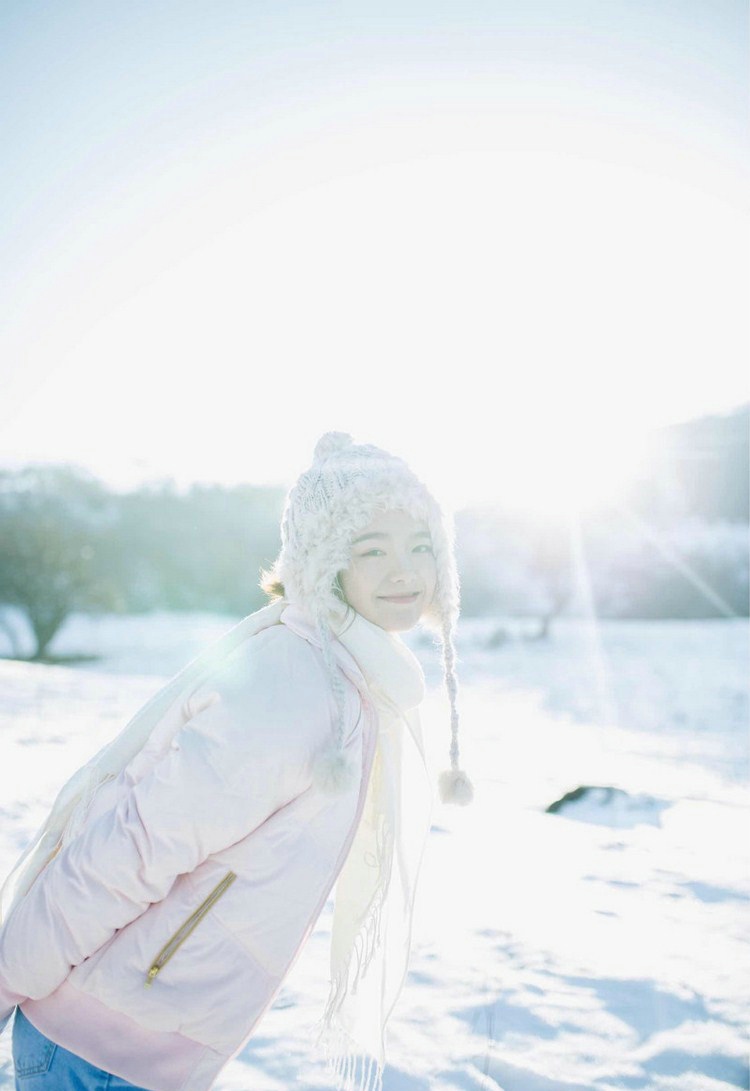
top-left (311, 614), bottom-right (360, 796)
top-left (438, 619), bottom-right (474, 806)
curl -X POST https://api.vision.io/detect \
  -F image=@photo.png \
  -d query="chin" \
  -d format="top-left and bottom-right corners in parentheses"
top-left (371, 603), bottom-right (422, 632)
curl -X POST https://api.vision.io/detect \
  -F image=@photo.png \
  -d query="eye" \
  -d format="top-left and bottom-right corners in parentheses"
top-left (359, 544), bottom-right (433, 558)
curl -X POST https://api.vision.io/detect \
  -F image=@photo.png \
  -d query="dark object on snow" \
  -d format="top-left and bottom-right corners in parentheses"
top-left (486, 626), bottom-right (510, 648)
top-left (546, 785), bottom-right (670, 828)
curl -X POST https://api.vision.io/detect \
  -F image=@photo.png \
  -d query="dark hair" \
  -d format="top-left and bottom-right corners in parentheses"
top-left (258, 569), bottom-right (285, 601)
top-left (258, 566), bottom-right (349, 605)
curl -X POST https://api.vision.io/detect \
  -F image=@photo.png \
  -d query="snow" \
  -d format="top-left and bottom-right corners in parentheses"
top-left (0, 611), bottom-right (747, 1090)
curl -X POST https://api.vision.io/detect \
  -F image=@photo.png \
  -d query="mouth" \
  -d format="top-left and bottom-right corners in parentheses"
top-left (378, 592), bottom-right (421, 604)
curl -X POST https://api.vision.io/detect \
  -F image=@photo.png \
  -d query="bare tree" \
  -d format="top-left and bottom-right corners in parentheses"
top-left (0, 465), bottom-right (122, 660)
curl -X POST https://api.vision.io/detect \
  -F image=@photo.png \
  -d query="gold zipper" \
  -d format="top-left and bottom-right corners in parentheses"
top-left (145, 870), bottom-right (237, 986)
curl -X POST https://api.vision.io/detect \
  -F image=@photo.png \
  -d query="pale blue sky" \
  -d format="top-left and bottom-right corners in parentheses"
top-left (1, 1), bottom-right (747, 510)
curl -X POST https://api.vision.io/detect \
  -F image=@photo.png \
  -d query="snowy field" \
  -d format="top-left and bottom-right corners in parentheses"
top-left (0, 610), bottom-right (747, 1090)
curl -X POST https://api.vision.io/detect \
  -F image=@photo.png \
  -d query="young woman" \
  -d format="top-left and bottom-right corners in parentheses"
top-left (0, 431), bottom-right (473, 1091)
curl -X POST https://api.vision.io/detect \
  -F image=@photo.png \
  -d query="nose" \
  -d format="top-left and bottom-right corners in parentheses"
top-left (386, 552), bottom-right (419, 586)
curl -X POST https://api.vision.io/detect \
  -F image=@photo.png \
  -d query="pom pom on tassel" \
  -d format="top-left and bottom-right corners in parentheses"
top-left (438, 767), bottom-right (474, 805)
top-left (312, 740), bottom-right (360, 796)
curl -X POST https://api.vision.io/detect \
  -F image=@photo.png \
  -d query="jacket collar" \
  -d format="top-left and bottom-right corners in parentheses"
top-left (279, 601), bottom-right (369, 695)
top-left (279, 600), bottom-right (425, 714)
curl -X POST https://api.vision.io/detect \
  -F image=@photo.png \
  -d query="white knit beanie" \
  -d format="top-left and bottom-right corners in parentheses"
top-left (262, 431), bottom-right (473, 806)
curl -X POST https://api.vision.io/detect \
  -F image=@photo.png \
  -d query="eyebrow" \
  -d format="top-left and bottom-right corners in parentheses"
top-left (352, 530), bottom-right (432, 545)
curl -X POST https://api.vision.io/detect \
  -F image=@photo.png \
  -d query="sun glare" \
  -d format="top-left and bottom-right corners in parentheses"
top-left (2, 101), bottom-right (744, 504)
top-left (485, 424), bottom-right (651, 520)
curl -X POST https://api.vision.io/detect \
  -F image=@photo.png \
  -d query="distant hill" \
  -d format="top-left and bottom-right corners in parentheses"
top-left (635, 403), bottom-right (748, 523)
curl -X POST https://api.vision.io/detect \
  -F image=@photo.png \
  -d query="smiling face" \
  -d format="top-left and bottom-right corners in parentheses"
top-left (338, 508), bottom-right (438, 632)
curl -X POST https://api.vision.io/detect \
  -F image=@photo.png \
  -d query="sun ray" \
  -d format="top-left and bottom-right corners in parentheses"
top-left (607, 501), bottom-right (742, 619)
top-left (566, 505), bottom-right (622, 730)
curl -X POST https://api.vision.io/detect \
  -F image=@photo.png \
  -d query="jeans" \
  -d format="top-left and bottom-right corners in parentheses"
top-left (12, 1006), bottom-right (152, 1090)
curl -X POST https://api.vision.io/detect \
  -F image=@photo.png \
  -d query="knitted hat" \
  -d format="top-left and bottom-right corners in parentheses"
top-left (261, 431), bottom-right (473, 806)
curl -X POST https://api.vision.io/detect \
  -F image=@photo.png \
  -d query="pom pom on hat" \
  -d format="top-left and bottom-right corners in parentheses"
top-left (438, 767), bottom-right (475, 805)
top-left (312, 738), bottom-right (360, 796)
top-left (314, 431), bottom-right (354, 461)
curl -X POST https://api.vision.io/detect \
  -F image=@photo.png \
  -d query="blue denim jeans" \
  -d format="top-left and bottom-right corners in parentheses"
top-left (12, 1006), bottom-right (152, 1090)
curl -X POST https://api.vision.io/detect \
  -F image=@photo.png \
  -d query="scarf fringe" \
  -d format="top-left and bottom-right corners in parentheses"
top-left (313, 799), bottom-right (395, 1091)
top-left (320, 807), bottom-right (393, 1019)
top-left (314, 1021), bottom-right (384, 1091)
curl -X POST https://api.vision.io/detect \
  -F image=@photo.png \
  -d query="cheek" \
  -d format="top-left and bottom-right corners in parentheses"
top-left (341, 563), bottom-right (373, 597)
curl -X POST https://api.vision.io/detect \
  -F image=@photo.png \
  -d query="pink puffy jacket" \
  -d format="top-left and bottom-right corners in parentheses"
top-left (0, 604), bottom-right (378, 1091)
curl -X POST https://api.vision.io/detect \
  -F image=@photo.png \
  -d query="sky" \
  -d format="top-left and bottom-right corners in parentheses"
top-left (1, 0), bottom-right (747, 513)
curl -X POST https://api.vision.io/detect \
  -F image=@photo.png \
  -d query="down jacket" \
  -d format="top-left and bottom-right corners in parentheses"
top-left (0, 604), bottom-right (379, 1091)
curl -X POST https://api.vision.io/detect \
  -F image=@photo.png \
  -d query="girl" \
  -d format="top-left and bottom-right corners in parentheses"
top-left (0, 431), bottom-right (473, 1091)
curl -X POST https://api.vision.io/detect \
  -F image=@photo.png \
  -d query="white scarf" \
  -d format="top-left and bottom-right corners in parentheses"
top-left (284, 603), bottom-right (434, 1091)
top-left (0, 599), bottom-right (434, 1091)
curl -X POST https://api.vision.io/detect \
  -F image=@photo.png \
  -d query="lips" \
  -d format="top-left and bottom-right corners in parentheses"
top-left (378, 592), bottom-right (420, 603)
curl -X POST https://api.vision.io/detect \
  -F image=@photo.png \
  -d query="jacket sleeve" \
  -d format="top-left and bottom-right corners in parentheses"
top-left (0, 625), bottom-right (335, 1015)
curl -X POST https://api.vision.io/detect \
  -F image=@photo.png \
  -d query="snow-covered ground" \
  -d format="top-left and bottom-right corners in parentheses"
top-left (0, 610), bottom-right (747, 1090)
